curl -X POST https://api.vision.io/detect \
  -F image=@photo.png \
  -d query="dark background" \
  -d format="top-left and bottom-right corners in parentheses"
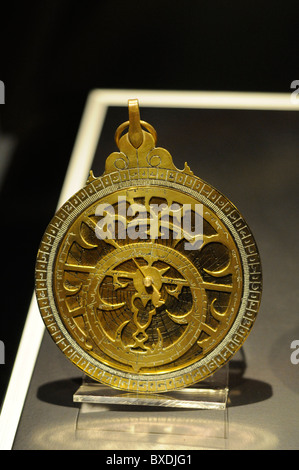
top-left (0, 1), bottom-right (298, 407)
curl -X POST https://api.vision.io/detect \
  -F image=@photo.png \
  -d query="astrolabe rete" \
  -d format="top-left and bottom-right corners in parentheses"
top-left (35, 99), bottom-right (262, 393)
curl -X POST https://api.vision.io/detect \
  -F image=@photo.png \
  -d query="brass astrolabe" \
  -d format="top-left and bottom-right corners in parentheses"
top-left (35, 100), bottom-right (262, 393)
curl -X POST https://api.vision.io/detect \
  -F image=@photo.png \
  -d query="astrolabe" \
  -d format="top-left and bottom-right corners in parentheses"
top-left (35, 99), bottom-right (262, 393)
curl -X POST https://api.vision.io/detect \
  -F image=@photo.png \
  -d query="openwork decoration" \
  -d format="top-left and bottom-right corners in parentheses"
top-left (35, 100), bottom-right (262, 393)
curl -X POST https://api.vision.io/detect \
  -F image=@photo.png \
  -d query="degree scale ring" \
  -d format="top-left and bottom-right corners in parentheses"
top-left (36, 174), bottom-right (261, 393)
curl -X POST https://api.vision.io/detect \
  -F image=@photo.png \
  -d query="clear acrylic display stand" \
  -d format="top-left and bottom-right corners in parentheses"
top-left (73, 364), bottom-right (229, 410)
top-left (73, 365), bottom-right (229, 449)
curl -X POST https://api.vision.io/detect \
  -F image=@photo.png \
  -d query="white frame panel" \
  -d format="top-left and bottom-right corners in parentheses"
top-left (0, 88), bottom-right (298, 450)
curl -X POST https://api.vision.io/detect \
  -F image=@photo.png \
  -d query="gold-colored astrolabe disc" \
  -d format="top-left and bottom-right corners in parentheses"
top-left (35, 99), bottom-right (262, 393)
